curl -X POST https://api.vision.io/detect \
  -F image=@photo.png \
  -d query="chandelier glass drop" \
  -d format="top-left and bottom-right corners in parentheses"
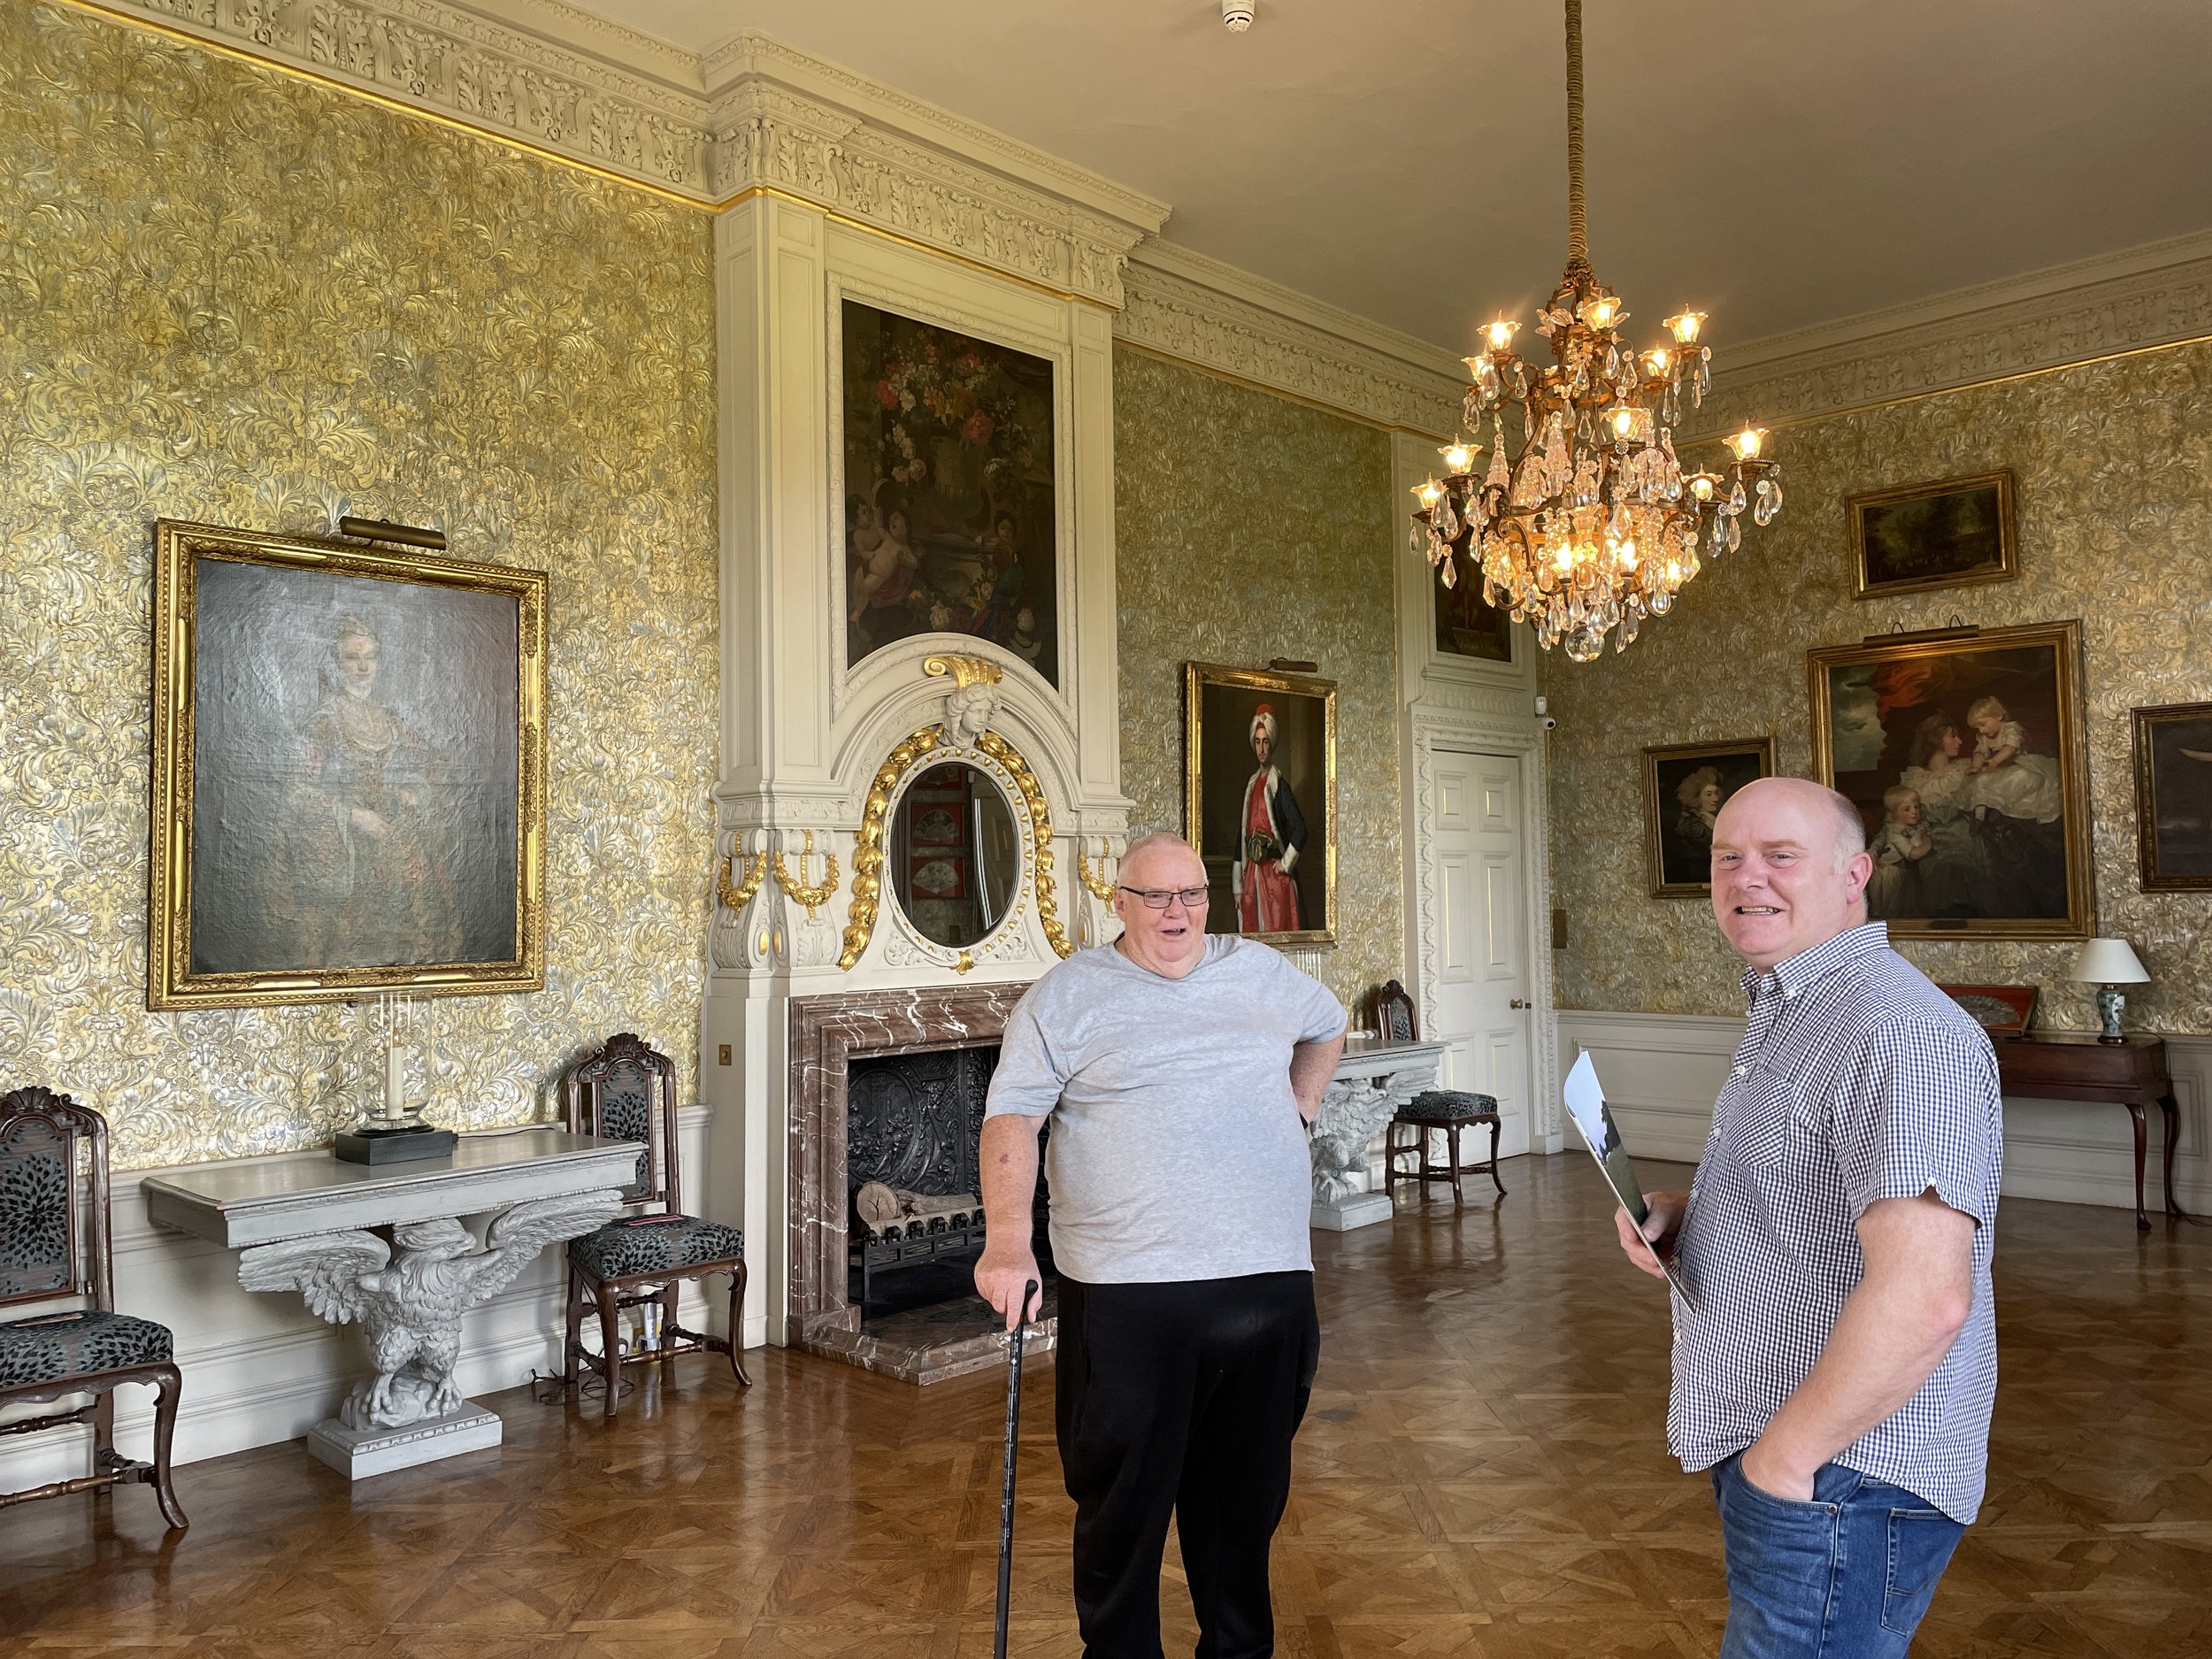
top-left (1410, 0), bottom-right (1782, 662)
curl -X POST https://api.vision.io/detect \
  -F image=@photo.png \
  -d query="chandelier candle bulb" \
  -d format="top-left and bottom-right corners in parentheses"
top-left (1664, 310), bottom-right (1705, 344)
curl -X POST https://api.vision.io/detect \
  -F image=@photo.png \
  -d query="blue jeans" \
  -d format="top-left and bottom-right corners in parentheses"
top-left (1711, 1452), bottom-right (1965, 1657)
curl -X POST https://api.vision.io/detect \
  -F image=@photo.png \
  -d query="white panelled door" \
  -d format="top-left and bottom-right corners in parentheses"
top-left (1426, 750), bottom-right (1533, 1157)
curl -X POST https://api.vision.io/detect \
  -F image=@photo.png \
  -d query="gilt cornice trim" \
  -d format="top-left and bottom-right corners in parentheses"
top-left (1689, 230), bottom-right (2212, 439)
top-left (1118, 243), bottom-right (1466, 436)
top-left (81, 2), bottom-right (1168, 307)
top-left (86, 0), bottom-right (716, 193)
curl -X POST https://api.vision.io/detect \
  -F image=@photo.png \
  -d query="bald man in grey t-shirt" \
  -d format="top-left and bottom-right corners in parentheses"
top-left (976, 833), bottom-right (1345, 1659)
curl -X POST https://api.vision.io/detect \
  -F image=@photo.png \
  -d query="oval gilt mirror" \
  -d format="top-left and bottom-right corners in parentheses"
top-left (890, 761), bottom-right (1021, 948)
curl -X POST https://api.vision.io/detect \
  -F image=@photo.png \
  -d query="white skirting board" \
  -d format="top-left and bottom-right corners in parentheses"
top-left (1555, 1010), bottom-right (2211, 1214)
top-left (0, 1105), bottom-right (717, 1493)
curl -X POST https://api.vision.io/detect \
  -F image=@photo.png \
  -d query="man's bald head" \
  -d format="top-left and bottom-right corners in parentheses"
top-left (1110, 833), bottom-right (1210, 979)
top-left (1709, 778), bottom-right (1877, 972)
top-left (1717, 777), bottom-right (1867, 871)
top-left (1118, 832), bottom-right (1205, 889)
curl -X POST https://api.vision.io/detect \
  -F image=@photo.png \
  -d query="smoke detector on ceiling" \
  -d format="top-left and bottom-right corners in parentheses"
top-left (1222, 0), bottom-right (1254, 32)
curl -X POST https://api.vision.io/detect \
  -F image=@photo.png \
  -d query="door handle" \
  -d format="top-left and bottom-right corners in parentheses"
top-left (1509, 998), bottom-right (1529, 1010)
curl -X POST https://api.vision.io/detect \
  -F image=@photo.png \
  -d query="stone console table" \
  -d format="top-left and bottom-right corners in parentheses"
top-left (143, 1129), bottom-right (636, 1478)
top-left (1310, 1037), bottom-right (1446, 1232)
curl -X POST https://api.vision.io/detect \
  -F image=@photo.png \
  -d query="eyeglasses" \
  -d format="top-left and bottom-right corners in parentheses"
top-left (1118, 885), bottom-right (1210, 910)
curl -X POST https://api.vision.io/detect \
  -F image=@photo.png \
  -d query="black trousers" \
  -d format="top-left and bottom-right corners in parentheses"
top-left (1054, 1271), bottom-right (1321, 1659)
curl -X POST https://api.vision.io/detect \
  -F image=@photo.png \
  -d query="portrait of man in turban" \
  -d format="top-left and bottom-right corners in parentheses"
top-left (1233, 703), bottom-right (1307, 934)
top-left (1186, 664), bottom-right (1336, 946)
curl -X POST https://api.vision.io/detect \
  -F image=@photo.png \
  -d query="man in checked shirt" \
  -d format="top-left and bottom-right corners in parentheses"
top-left (1617, 777), bottom-right (2002, 1658)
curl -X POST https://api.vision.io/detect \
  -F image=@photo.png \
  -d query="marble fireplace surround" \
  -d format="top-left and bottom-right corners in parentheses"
top-left (787, 982), bottom-right (1039, 1383)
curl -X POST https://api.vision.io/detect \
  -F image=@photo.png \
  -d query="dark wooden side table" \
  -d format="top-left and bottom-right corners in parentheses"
top-left (1994, 1034), bottom-right (2184, 1231)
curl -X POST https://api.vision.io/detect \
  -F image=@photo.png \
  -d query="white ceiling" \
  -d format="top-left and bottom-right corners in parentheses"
top-left (561, 0), bottom-right (2212, 355)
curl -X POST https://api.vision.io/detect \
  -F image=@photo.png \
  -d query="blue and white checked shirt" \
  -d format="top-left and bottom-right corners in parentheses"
top-left (1668, 922), bottom-right (2003, 1523)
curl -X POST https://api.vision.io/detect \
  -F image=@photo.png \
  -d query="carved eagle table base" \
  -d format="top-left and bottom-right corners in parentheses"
top-left (141, 1128), bottom-right (643, 1480)
top-left (242, 1198), bottom-right (620, 1478)
top-left (1310, 1041), bottom-right (1445, 1232)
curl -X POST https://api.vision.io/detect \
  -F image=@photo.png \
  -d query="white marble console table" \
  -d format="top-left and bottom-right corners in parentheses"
top-left (1310, 1037), bottom-right (1446, 1232)
top-left (144, 1129), bottom-right (635, 1479)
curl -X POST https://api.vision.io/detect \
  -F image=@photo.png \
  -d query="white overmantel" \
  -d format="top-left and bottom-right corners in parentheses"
top-left (701, 183), bottom-right (1134, 1348)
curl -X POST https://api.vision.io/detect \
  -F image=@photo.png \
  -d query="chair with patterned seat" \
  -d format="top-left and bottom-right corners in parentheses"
top-left (1, 1087), bottom-right (187, 1529)
top-left (1373, 981), bottom-right (1508, 1209)
top-left (561, 1033), bottom-right (749, 1417)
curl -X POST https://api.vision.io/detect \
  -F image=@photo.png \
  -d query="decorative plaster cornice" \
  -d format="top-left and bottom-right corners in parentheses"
top-left (703, 33), bottom-right (1171, 235)
top-left (707, 77), bottom-right (1155, 308)
top-left (1690, 230), bottom-right (2212, 439)
top-left (86, 3), bottom-right (1167, 307)
top-left (1118, 242), bottom-right (1466, 435)
top-left (95, 0), bottom-right (714, 193)
top-left (453, 0), bottom-right (706, 90)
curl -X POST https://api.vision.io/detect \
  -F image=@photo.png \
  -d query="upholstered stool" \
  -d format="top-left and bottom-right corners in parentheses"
top-left (1385, 1089), bottom-right (1507, 1208)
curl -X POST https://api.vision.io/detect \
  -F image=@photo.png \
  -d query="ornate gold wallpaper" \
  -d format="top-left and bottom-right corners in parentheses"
top-left (1546, 342), bottom-right (2212, 1033)
top-left (0, 4), bottom-right (719, 1168)
top-left (1113, 347), bottom-right (1404, 1011)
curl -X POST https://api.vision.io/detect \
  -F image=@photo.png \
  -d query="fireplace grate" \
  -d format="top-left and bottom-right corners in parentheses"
top-left (843, 1043), bottom-right (1051, 1318)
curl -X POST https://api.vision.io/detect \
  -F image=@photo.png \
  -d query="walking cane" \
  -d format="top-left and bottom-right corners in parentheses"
top-left (994, 1279), bottom-right (1040, 1659)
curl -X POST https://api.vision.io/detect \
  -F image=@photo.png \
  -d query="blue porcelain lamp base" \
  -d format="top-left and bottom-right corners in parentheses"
top-left (2095, 986), bottom-right (2127, 1044)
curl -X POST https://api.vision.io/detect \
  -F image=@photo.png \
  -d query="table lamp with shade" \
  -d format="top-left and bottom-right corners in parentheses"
top-left (2068, 937), bottom-right (2149, 1043)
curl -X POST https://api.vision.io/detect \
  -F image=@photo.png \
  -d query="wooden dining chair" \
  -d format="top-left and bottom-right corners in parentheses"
top-left (0, 1087), bottom-right (187, 1528)
top-left (560, 1034), bottom-right (749, 1417)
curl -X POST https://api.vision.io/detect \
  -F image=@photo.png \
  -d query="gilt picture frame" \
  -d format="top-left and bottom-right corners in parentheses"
top-left (149, 519), bottom-right (548, 1010)
top-left (1642, 738), bottom-right (1776, 898)
top-left (2132, 701), bottom-right (2212, 891)
top-left (1808, 620), bottom-right (2091, 941)
top-left (1848, 471), bottom-right (2018, 600)
top-left (1184, 662), bottom-right (1337, 949)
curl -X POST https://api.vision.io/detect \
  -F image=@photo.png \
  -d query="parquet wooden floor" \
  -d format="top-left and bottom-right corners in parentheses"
top-left (4, 1154), bottom-right (2208, 1657)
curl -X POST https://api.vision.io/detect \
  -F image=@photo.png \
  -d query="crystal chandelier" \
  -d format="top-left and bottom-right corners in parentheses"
top-left (1410, 0), bottom-right (1782, 661)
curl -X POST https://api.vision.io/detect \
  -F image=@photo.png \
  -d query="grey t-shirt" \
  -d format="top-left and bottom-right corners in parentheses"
top-left (983, 936), bottom-right (1347, 1284)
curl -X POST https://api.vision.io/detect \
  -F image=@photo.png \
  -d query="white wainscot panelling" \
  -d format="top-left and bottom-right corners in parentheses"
top-left (0, 1107), bottom-right (716, 1492)
top-left (1556, 1011), bottom-right (2212, 1216)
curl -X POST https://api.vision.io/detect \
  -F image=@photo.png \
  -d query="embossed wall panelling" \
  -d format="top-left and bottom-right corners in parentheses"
top-left (1546, 342), bottom-right (2212, 1032)
top-left (0, 3), bottom-right (719, 1170)
top-left (1112, 348), bottom-right (1402, 1011)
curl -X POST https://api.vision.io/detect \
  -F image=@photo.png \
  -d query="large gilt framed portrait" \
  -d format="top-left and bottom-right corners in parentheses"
top-left (149, 520), bottom-right (548, 1010)
top-left (1184, 663), bottom-right (1336, 949)
top-left (840, 299), bottom-right (1058, 684)
top-left (1642, 738), bottom-right (1775, 898)
top-left (1809, 620), bottom-right (2090, 940)
top-left (1848, 472), bottom-right (2017, 600)
top-left (2132, 701), bottom-right (2212, 891)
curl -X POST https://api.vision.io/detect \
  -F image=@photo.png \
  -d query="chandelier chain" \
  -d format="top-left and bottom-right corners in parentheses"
top-left (1564, 0), bottom-right (1586, 265)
